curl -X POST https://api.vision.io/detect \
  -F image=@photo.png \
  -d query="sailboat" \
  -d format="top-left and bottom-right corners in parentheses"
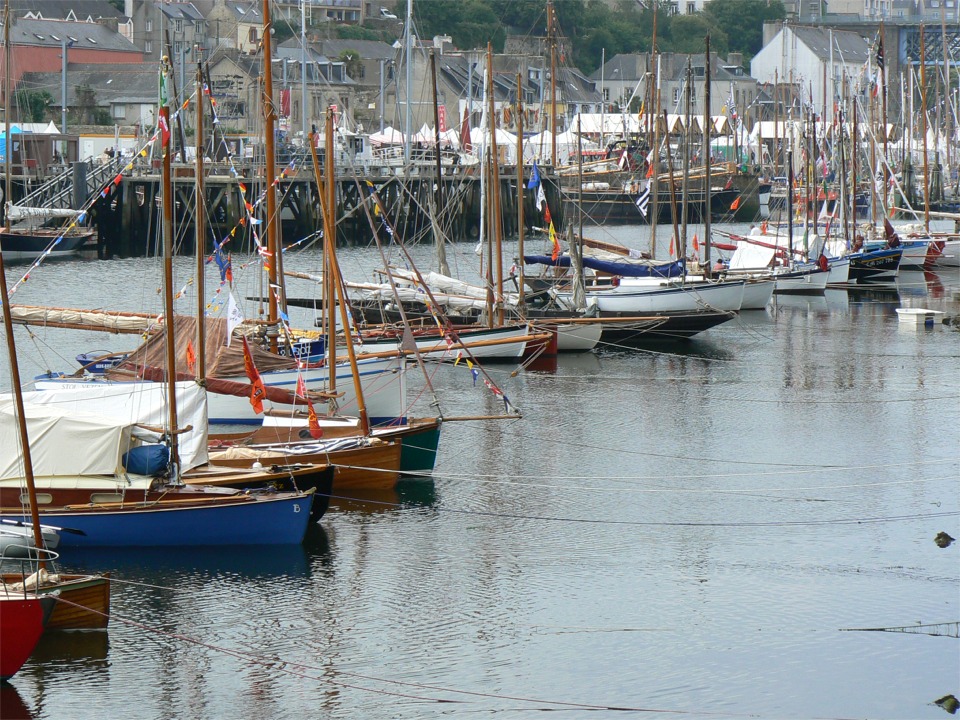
top-left (0, 57), bottom-right (320, 547)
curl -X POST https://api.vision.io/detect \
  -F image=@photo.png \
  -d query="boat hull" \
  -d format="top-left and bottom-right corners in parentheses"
top-left (773, 267), bottom-right (828, 294)
top-left (0, 229), bottom-right (91, 263)
top-left (848, 248), bottom-right (902, 282)
top-left (598, 310), bottom-right (736, 341)
top-left (0, 573), bottom-right (111, 630)
top-left (0, 596), bottom-right (44, 680)
top-left (1, 491), bottom-right (316, 547)
top-left (585, 279), bottom-right (745, 314)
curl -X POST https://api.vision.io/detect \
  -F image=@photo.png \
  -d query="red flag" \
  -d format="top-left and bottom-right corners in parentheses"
top-left (185, 339), bottom-right (197, 373)
top-left (459, 108), bottom-right (472, 153)
top-left (306, 400), bottom-right (323, 439)
top-left (724, 176), bottom-right (733, 191)
top-left (692, 233), bottom-right (700, 252)
top-left (241, 336), bottom-right (266, 414)
top-left (730, 196), bottom-right (741, 211)
top-left (295, 374), bottom-right (307, 398)
top-left (669, 236), bottom-right (675, 257)
top-left (158, 113), bottom-right (170, 148)
top-left (645, 163), bottom-right (654, 179)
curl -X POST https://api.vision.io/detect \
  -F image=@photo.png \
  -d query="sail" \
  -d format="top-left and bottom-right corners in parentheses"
top-left (6, 207), bottom-right (81, 221)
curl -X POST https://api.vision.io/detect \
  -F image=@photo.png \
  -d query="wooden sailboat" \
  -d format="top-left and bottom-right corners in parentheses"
top-left (0, 1), bottom-right (110, 628)
top-left (0, 57), bottom-right (320, 546)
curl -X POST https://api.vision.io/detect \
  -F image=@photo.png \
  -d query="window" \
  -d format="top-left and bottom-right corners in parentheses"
top-left (673, 88), bottom-right (681, 103)
top-left (603, 87), bottom-right (610, 102)
top-left (175, 18), bottom-right (183, 33)
top-left (113, 104), bottom-right (125, 119)
top-left (357, 65), bottom-right (365, 79)
top-left (174, 40), bottom-right (183, 54)
top-left (687, 2), bottom-right (695, 12)
top-left (145, 40), bottom-right (153, 53)
top-left (146, 19), bottom-right (153, 32)
top-left (248, 27), bottom-right (258, 43)
top-left (196, 21), bottom-right (203, 33)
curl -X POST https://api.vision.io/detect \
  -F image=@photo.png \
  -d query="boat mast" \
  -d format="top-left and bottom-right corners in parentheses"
top-left (261, 0), bottom-right (285, 350)
top-left (429, 50), bottom-right (450, 276)
top-left (681, 59), bottom-right (691, 263)
top-left (919, 24), bottom-right (930, 233)
top-left (880, 23), bottom-right (889, 212)
top-left (3, 0), bottom-right (10, 234)
top-left (649, 6), bottom-right (659, 258)
top-left (160, 57), bottom-right (180, 472)
top-left (194, 59), bottom-right (206, 380)
top-left (786, 147), bottom-right (794, 264)
top-left (516, 71), bottom-right (525, 313)
top-left (324, 111), bottom-right (369, 435)
top-left (486, 42), bottom-right (503, 327)
top-left (547, 1), bottom-right (557, 169)
top-left (703, 33), bottom-right (712, 275)
top-left (0, 0), bottom-right (45, 553)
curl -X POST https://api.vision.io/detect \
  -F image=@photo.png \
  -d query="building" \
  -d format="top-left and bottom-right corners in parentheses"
top-left (124, 0), bottom-right (207, 64)
top-left (0, 17), bottom-right (144, 106)
top-left (206, 0), bottom-right (263, 54)
top-left (592, 52), bottom-right (759, 121)
top-left (274, 0), bottom-right (364, 25)
top-left (750, 25), bottom-right (871, 112)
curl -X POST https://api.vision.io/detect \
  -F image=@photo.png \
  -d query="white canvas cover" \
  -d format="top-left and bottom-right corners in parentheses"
top-left (19, 381), bottom-right (209, 471)
top-left (0, 401), bottom-right (132, 480)
top-left (729, 242), bottom-right (776, 270)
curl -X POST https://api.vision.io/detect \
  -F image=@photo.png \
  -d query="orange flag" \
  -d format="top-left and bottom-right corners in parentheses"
top-left (730, 196), bottom-right (741, 211)
top-left (692, 233), bottom-right (700, 252)
top-left (645, 163), bottom-right (654, 179)
top-left (241, 336), bottom-right (266, 414)
top-left (185, 339), bottom-right (197, 373)
top-left (669, 236), bottom-right (675, 257)
top-left (307, 400), bottom-right (323, 439)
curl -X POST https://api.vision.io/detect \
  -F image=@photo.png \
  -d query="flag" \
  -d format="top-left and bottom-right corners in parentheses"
top-left (549, 222), bottom-right (560, 261)
top-left (527, 161), bottom-right (541, 190)
top-left (295, 374), bottom-right (307, 398)
top-left (306, 400), bottom-right (323, 439)
top-left (692, 233), bottom-right (700, 252)
top-left (240, 336), bottom-right (266, 414)
top-left (158, 113), bottom-right (170, 149)
top-left (724, 176), bottom-right (733, 191)
top-left (618, 150), bottom-right (629, 170)
top-left (226, 292), bottom-right (243, 346)
top-left (645, 162), bottom-right (654, 179)
top-left (730, 196), bottom-right (741, 211)
top-left (535, 183), bottom-right (546, 212)
top-left (185, 339), bottom-right (196, 373)
top-left (669, 236), bottom-right (675, 257)
top-left (543, 202), bottom-right (553, 226)
top-left (635, 182), bottom-right (650, 218)
top-left (874, 35), bottom-right (884, 99)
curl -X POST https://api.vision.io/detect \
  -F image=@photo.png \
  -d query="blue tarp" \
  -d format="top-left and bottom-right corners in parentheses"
top-left (524, 255), bottom-right (685, 278)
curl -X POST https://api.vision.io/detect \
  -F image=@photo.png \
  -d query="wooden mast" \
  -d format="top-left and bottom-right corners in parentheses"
top-left (547, 1), bottom-right (557, 169)
top-left (680, 59), bottom-right (691, 263)
top-left (324, 110), bottom-right (369, 435)
top-left (486, 42), bottom-right (503, 327)
top-left (880, 22), bottom-right (889, 212)
top-left (919, 24), bottom-right (930, 233)
top-left (261, 0), bottom-right (285, 350)
top-left (305, 127), bottom-right (335, 396)
top-left (516, 71), bottom-right (525, 313)
top-left (429, 50), bottom-right (450, 276)
top-left (649, 5), bottom-right (659, 258)
top-left (0, 0), bottom-right (45, 561)
top-left (159, 56), bottom-right (180, 471)
top-left (703, 33), bottom-right (712, 275)
top-left (194, 60), bottom-right (206, 380)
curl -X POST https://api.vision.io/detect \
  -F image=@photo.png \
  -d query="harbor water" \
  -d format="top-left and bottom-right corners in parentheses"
top-left (2, 223), bottom-right (958, 719)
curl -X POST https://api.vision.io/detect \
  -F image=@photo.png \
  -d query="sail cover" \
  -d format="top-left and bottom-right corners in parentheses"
top-left (0, 400), bottom-right (133, 480)
top-left (524, 255), bottom-right (684, 278)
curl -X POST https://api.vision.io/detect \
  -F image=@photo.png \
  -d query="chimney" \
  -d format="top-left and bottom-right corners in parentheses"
top-left (97, 17), bottom-right (119, 33)
top-left (727, 52), bottom-right (743, 68)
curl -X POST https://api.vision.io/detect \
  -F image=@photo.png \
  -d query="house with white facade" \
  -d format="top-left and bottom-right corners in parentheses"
top-left (750, 25), bottom-right (871, 111)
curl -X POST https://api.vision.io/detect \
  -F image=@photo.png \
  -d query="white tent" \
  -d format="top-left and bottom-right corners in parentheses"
top-left (368, 126), bottom-right (405, 145)
top-left (470, 127), bottom-right (518, 163)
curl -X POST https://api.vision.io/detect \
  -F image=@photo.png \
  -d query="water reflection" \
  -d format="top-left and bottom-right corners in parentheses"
top-left (29, 631), bottom-right (109, 666)
top-left (326, 477), bottom-right (437, 514)
top-left (0, 685), bottom-right (33, 720)
top-left (59, 543), bottom-right (311, 579)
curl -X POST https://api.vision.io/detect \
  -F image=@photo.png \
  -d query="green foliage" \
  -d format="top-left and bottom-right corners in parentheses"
top-left (336, 25), bottom-right (385, 41)
top-left (702, 0), bottom-right (785, 60)
top-left (14, 90), bottom-right (53, 123)
top-left (272, 13), bottom-right (301, 45)
top-left (337, 49), bottom-right (364, 80)
top-left (409, 0), bottom-right (772, 71)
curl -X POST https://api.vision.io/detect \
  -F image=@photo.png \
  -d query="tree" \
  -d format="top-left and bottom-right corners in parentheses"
top-left (337, 50), bottom-right (364, 81)
top-left (14, 90), bottom-right (53, 123)
top-left (702, 0), bottom-right (784, 60)
top-left (667, 16), bottom-right (727, 55)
